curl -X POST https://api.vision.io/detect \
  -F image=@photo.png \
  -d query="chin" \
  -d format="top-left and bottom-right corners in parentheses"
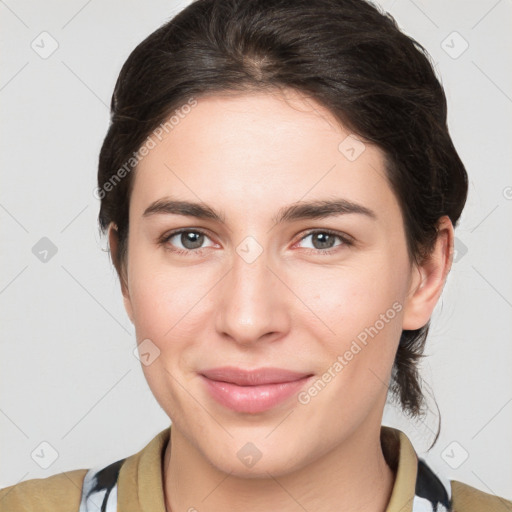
top-left (203, 438), bottom-right (308, 479)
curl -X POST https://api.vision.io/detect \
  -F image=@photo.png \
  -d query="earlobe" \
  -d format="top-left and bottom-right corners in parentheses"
top-left (107, 223), bottom-right (134, 324)
top-left (401, 216), bottom-right (454, 331)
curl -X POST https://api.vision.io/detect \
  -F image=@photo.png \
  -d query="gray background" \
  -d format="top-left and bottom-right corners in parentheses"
top-left (1, 0), bottom-right (511, 500)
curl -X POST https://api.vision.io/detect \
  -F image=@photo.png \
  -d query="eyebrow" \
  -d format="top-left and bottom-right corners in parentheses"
top-left (142, 197), bottom-right (377, 224)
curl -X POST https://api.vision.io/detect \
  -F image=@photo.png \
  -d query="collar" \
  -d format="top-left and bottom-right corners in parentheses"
top-left (380, 426), bottom-right (451, 511)
top-left (78, 425), bottom-right (452, 512)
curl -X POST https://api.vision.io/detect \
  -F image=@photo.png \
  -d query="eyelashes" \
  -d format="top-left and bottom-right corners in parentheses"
top-left (159, 229), bottom-right (215, 254)
top-left (158, 228), bottom-right (354, 257)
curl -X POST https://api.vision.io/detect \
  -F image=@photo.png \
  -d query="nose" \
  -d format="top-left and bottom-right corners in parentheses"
top-left (215, 238), bottom-right (291, 347)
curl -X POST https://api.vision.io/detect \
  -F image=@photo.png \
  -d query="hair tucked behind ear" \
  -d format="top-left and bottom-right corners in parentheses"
top-left (96, 0), bottom-right (468, 439)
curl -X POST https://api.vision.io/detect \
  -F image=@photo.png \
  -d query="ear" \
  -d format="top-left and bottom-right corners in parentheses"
top-left (107, 223), bottom-right (134, 324)
top-left (402, 215), bottom-right (454, 330)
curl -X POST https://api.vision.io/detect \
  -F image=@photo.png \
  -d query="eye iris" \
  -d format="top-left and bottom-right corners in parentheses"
top-left (175, 231), bottom-right (339, 251)
top-left (313, 232), bottom-right (335, 250)
top-left (182, 231), bottom-right (204, 250)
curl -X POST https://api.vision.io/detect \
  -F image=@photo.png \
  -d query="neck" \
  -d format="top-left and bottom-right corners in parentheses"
top-left (163, 421), bottom-right (396, 512)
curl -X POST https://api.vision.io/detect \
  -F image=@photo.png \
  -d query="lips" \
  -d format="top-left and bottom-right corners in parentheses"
top-left (199, 366), bottom-right (314, 413)
top-left (199, 366), bottom-right (312, 386)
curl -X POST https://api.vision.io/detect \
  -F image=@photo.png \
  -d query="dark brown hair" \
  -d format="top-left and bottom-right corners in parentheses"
top-left (97, 0), bottom-right (468, 432)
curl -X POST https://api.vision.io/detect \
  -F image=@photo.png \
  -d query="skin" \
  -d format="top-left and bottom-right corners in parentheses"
top-left (108, 88), bottom-right (454, 512)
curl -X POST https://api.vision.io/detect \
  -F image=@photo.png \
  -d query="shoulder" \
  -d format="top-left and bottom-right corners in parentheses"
top-left (0, 469), bottom-right (88, 512)
top-left (450, 479), bottom-right (512, 511)
top-left (0, 427), bottom-right (170, 512)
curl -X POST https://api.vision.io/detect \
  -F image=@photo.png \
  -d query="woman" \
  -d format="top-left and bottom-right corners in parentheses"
top-left (1, 0), bottom-right (510, 511)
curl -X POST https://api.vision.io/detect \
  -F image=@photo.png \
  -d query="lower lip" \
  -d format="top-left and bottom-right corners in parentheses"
top-left (200, 375), bottom-right (313, 414)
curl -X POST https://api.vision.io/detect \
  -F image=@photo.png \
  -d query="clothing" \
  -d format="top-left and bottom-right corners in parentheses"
top-left (0, 425), bottom-right (510, 511)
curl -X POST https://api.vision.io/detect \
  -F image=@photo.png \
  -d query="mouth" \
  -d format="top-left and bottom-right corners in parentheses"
top-left (199, 366), bottom-right (314, 414)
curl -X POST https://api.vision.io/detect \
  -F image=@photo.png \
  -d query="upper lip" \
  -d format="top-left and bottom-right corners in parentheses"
top-left (200, 366), bottom-right (313, 386)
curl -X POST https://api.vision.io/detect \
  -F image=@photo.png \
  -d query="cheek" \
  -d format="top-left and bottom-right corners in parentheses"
top-left (129, 270), bottom-right (190, 343)
top-left (296, 259), bottom-right (406, 381)
top-left (127, 266), bottom-right (203, 410)
top-left (126, 249), bottom-right (218, 363)
top-left (300, 259), bottom-right (405, 332)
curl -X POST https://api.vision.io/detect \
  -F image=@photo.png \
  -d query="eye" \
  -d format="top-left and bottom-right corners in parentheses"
top-left (295, 229), bottom-right (353, 254)
top-left (159, 228), bottom-right (353, 257)
top-left (159, 229), bottom-right (216, 255)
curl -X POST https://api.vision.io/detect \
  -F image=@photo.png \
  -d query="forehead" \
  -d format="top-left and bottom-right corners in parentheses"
top-left (130, 89), bottom-right (399, 223)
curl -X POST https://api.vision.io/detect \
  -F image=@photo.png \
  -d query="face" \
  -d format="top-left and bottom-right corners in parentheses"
top-left (113, 88), bottom-right (433, 477)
